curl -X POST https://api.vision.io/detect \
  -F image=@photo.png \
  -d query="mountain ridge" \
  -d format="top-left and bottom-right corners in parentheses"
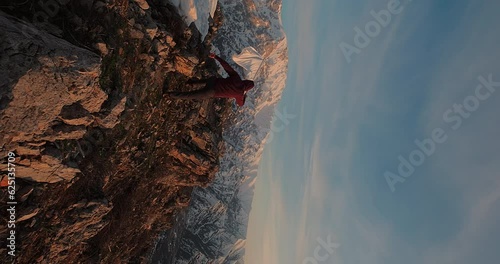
top-left (153, 0), bottom-right (289, 262)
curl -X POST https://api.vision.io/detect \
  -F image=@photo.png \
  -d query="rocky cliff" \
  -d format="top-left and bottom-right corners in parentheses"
top-left (0, 1), bottom-right (232, 263)
top-left (152, 0), bottom-right (288, 263)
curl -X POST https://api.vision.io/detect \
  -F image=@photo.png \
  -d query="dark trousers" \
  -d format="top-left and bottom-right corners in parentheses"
top-left (168, 78), bottom-right (216, 100)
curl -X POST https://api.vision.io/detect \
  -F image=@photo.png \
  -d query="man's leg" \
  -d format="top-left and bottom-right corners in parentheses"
top-left (167, 86), bottom-right (215, 100)
top-left (186, 78), bottom-right (211, 85)
top-left (186, 77), bottom-right (217, 89)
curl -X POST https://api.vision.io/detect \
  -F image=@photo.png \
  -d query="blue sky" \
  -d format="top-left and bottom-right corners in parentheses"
top-left (245, 0), bottom-right (500, 263)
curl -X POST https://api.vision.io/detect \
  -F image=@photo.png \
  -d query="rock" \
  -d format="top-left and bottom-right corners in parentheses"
top-left (96, 97), bottom-right (127, 129)
top-left (17, 185), bottom-right (34, 202)
top-left (165, 34), bottom-right (176, 47)
top-left (0, 10), bottom-right (107, 183)
top-left (15, 146), bottom-right (41, 156)
top-left (59, 103), bottom-right (94, 126)
top-left (153, 39), bottom-right (170, 55)
top-left (0, 12), bottom-right (105, 147)
top-left (146, 26), bottom-right (158, 39)
top-left (176, 195), bottom-right (190, 206)
top-left (86, 198), bottom-right (109, 208)
top-left (18, 207), bottom-right (40, 222)
top-left (0, 176), bottom-right (8, 187)
top-left (163, 63), bottom-right (175, 73)
top-left (174, 55), bottom-right (197, 76)
top-left (15, 155), bottom-right (81, 183)
top-left (68, 80), bottom-right (108, 114)
top-left (186, 55), bottom-right (199, 65)
top-left (129, 28), bottom-right (144, 39)
top-left (138, 53), bottom-right (155, 64)
top-left (199, 107), bottom-right (207, 118)
top-left (47, 200), bottom-right (112, 261)
top-left (128, 18), bottom-right (135, 26)
top-left (26, 141), bottom-right (46, 147)
top-left (133, 0), bottom-right (149, 10)
top-left (71, 199), bottom-right (88, 209)
top-left (59, 116), bottom-right (94, 126)
top-left (158, 51), bottom-right (168, 58)
top-left (133, 22), bottom-right (144, 31)
top-left (18, 158), bottom-right (31, 166)
top-left (183, 28), bottom-right (193, 41)
top-left (190, 131), bottom-right (207, 149)
top-left (145, 19), bottom-right (158, 39)
top-left (95, 42), bottom-right (109, 56)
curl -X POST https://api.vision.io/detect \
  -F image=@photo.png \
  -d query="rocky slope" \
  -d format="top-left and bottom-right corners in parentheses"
top-left (0, 1), bottom-right (233, 263)
top-left (152, 0), bottom-right (289, 263)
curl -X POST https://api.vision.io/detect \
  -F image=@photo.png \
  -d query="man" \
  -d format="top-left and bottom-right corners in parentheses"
top-left (166, 53), bottom-right (255, 106)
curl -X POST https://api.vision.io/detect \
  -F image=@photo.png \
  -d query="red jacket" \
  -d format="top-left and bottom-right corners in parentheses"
top-left (212, 55), bottom-right (255, 106)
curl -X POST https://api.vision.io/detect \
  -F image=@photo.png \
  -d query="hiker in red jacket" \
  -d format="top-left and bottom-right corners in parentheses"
top-left (166, 53), bottom-right (255, 106)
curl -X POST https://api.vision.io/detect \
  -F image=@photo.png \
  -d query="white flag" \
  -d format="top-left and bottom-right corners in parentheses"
top-left (232, 47), bottom-right (264, 80)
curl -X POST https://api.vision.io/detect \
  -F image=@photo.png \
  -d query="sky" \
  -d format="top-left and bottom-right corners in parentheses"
top-left (245, 0), bottom-right (500, 263)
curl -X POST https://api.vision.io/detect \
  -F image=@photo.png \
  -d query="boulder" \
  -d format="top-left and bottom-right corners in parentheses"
top-left (133, 0), bottom-right (150, 10)
top-left (0, 12), bottom-right (112, 183)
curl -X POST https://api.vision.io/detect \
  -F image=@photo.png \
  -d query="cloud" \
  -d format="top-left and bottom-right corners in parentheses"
top-left (250, 1), bottom-right (500, 264)
top-left (381, 2), bottom-right (500, 263)
top-left (293, 135), bottom-right (344, 261)
top-left (291, 0), bottom-right (320, 93)
top-left (258, 1), bottom-right (412, 262)
top-left (418, 88), bottom-right (500, 264)
top-left (416, 1), bottom-right (500, 132)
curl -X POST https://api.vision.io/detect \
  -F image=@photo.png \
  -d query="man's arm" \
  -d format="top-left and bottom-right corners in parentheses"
top-left (210, 53), bottom-right (241, 79)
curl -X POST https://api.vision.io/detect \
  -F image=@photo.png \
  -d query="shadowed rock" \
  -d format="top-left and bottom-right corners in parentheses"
top-left (0, 11), bottom-right (124, 183)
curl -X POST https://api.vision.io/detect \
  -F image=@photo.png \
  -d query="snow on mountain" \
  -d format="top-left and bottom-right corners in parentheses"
top-left (153, 1), bottom-right (288, 263)
top-left (168, 0), bottom-right (217, 40)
